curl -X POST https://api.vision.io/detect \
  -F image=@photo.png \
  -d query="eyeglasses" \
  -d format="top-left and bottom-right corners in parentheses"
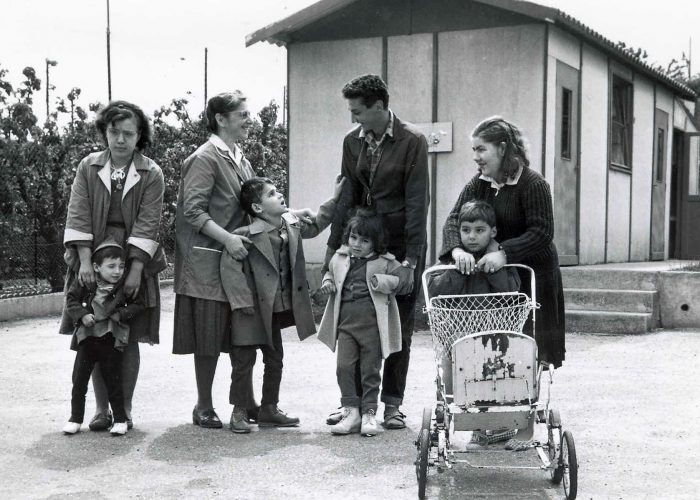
top-left (107, 127), bottom-right (138, 140)
top-left (221, 110), bottom-right (250, 120)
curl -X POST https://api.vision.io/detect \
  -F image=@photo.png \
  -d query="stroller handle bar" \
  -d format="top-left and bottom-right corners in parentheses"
top-left (421, 263), bottom-right (537, 312)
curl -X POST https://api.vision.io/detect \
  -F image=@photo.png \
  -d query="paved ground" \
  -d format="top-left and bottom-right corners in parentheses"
top-left (1, 284), bottom-right (699, 499)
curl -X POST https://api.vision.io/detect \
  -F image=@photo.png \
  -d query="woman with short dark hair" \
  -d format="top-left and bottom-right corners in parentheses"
top-left (60, 100), bottom-right (166, 431)
top-left (173, 91), bottom-right (257, 429)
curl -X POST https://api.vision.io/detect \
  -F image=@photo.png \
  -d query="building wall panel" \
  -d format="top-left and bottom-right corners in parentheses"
top-left (629, 76), bottom-right (654, 260)
top-left (288, 38), bottom-right (382, 262)
top-left (435, 24), bottom-right (545, 255)
top-left (578, 44), bottom-right (609, 264)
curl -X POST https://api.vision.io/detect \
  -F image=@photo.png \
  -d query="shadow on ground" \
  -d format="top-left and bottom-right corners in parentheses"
top-left (26, 429), bottom-right (148, 470)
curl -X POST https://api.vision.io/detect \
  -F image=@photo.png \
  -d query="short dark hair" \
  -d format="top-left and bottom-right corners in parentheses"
top-left (206, 91), bottom-right (247, 133)
top-left (342, 208), bottom-right (386, 254)
top-left (342, 74), bottom-right (389, 109)
top-left (95, 100), bottom-right (152, 150)
top-left (92, 245), bottom-right (125, 265)
top-left (458, 200), bottom-right (497, 228)
top-left (240, 176), bottom-right (274, 217)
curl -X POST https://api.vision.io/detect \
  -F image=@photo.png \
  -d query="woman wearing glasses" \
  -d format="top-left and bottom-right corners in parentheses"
top-left (172, 91), bottom-right (260, 429)
top-left (60, 100), bottom-right (166, 431)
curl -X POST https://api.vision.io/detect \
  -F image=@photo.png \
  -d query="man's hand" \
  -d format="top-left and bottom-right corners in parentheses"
top-left (289, 208), bottom-right (316, 224)
top-left (451, 247), bottom-right (476, 275)
top-left (81, 313), bottom-right (96, 327)
top-left (332, 175), bottom-right (346, 201)
top-left (225, 234), bottom-right (251, 260)
top-left (395, 265), bottom-right (414, 295)
top-left (476, 250), bottom-right (507, 273)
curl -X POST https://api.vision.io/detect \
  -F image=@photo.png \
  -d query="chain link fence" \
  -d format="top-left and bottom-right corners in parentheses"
top-left (0, 220), bottom-right (177, 298)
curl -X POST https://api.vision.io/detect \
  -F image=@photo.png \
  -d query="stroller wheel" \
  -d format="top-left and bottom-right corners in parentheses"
top-left (548, 410), bottom-right (563, 484)
top-left (416, 429), bottom-right (430, 499)
top-left (562, 430), bottom-right (578, 499)
top-left (421, 407), bottom-right (432, 434)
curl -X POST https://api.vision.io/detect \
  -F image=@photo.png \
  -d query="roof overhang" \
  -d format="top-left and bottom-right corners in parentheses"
top-left (246, 0), bottom-right (696, 99)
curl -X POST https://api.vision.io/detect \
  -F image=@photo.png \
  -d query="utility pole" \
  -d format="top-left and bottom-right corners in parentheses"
top-left (45, 59), bottom-right (57, 123)
top-left (204, 47), bottom-right (208, 110)
top-left (106, 0), bottom-right (112, 100)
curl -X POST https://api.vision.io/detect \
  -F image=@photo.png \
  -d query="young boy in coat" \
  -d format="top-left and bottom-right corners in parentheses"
top-left (220, 176), bottom-right (342, 433)
top-left (62, 238), bottom-right (145, 436)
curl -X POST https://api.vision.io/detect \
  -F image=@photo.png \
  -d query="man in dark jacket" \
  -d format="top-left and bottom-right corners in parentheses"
top-left (325, 74), bottom-right (429, 429)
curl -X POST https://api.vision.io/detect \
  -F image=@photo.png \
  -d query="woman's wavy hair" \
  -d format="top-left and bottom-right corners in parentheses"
top-left (471, 116), bottom-right (529, 183)
top-left (341, 208), bottom-right (387, 255)
top-left (95, 100), bottom-right (152, 150)
top-left (205, 91), bottom-right (247, 133)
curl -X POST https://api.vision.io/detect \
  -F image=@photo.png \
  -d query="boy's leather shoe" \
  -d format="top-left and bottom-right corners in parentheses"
top-left (330, 407), bottom-right (361, 435)
top-left (88, 412), bottom-right (112, 431)
top-left (192, 406), bottom-right (223, 429)
top-left (257, 405), bottom-right (300, 427)
top-left (230, 407), bottom-right (253, 434)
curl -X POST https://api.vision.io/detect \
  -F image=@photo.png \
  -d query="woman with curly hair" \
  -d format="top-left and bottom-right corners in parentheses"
top-left (59, 100), bottom-right (166, 431)
top-left (440, 116), bottom-right (565, 369)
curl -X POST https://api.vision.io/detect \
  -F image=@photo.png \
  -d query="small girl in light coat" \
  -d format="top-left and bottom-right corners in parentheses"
top-left (317, 210), bottom-right (411, 437)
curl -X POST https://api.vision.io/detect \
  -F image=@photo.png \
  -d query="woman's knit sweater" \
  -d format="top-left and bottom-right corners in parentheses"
top-left (440, 167), bottom-right (559, 272)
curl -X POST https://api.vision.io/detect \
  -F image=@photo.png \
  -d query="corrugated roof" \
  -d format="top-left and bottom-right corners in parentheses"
top-left (246, 0), bottom-right (696, 99)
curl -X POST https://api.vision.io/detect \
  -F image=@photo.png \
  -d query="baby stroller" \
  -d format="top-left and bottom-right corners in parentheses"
top-left (416, 264), bottom-right (577, 499)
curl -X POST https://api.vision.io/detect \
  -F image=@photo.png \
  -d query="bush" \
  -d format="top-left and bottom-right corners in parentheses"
top-left (0, 63), bottom-right (288, 294)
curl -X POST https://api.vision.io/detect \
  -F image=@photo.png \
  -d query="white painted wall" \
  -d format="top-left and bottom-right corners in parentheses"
top-left (288, 39), bottom-right (382, 263)
top-left (629, 76), bottom-right (655, 261)
top-left (606, 170), bottom-right (631, 262)
top-left (387, 34), bottom-right (434, 261)
top-left (578, 44), bottom-right (609, 264)
top-left (435, 24), bottom-right (546, 256)
top-left (656, 87), bottom-right (674, 259)
top-left (548, 26), bottom-right (581, 70)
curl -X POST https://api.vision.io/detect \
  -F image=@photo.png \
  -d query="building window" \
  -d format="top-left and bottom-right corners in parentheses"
top-left (655, 127), bottom-right (665, 183)
top-left (690, 136), bottom-right (700, 196)
top-left (610, 76), bottom-right (633, 169)
top-left (561, 88), bottom-right (572, 160)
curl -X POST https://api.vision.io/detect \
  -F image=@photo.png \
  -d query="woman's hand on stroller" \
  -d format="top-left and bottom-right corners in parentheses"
top-left (476, 250), bottom-right (507, 274)
top-left (451, 247), bottom-right (476, 274)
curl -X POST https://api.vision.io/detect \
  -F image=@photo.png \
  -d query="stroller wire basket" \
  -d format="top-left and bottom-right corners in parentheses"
top-left (427, 291), bottom-right (536, 361)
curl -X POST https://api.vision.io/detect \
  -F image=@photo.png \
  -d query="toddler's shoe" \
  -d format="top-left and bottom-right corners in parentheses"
top-left (230, 407), bottom-right (253, 434)
top-left (62, 421), bottom-right (81, 434)
top-left (361, 409), bottom-right (379, 437)
top-left (88, 411), bottom-right (113, 431)
top-left (110, 422), bottom-right (128, 436)
top-left (257, 405), bottom-right (300, 427)
top-left (330, 407), bottom-right (361, 435)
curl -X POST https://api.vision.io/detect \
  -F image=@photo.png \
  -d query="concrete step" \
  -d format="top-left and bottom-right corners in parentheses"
top-left (564, 288), bottom-right (657, 314)
top-left (560, 268), bottom-right (658, 291)
top-left (566, 310), bottom-right (654, 334)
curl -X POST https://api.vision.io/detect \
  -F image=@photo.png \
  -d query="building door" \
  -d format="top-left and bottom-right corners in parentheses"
top-left (650, 109), bottom-right (669, 260)
top-left (553, 61), bottom-right (579, 265)
top-left (676, 133), bottom-right (700, 258)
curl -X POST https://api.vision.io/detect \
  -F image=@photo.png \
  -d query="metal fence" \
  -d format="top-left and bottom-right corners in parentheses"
top-left (0, 228), bottom-right (176, 298)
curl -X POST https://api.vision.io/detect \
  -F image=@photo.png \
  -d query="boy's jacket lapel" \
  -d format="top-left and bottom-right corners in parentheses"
top-left (247, 218), bottom-right (277, 271)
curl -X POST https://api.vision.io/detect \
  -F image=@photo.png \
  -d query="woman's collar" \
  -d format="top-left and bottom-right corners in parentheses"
top-left (479, 165), bottom-right (524, 189)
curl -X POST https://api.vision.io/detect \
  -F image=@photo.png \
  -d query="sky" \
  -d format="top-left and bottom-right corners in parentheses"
top-left (1, 0), bottom-right (698, 125)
